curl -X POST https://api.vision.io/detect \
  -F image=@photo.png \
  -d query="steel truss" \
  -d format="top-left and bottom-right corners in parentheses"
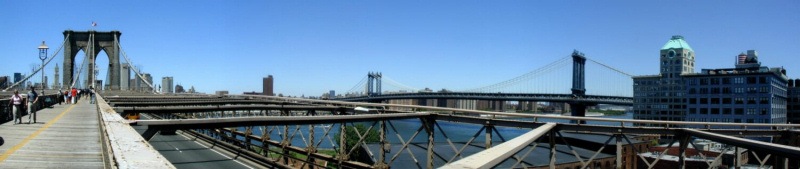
top-left (106, 95), bottom-right (800, 169)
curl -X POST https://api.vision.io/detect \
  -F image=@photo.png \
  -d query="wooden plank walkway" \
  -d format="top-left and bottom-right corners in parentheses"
top-left (0, 97), bottom-right (104, 168)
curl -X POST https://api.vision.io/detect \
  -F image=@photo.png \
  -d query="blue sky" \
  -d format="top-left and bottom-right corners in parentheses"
top-left (1, 1), bottom-right (798, 96)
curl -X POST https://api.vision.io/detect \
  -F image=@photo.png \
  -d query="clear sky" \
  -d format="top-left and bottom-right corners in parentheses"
top-left (1, 1), bottom-right (798, 96)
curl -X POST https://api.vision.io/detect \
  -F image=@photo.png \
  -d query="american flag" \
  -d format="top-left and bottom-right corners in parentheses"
top-left (92, 22), bottom-right (97, 27)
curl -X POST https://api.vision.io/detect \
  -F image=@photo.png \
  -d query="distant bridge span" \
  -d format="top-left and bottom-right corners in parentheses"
top-left (341, 51), bottom-right (635, 118)
top-left (333, 92), bottom-right (633, 106)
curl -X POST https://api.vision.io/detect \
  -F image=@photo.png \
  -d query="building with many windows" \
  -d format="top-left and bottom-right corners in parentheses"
top-left (788, 79), bottom-right (800, 124)
top-left (161, 76), bottom-right (174, 93)
top-left (633, 35), bottom-right (695, 123)
top-left (633, 36), bottom-right (788, 127)
top-left (263, 75), bottom-right (274, 96)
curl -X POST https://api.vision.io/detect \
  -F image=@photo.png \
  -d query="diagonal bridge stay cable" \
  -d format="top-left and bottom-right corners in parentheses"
top-left (71, 33), bottom-right (93, 88)
top-left (3, 34), bottom-right (70, 91)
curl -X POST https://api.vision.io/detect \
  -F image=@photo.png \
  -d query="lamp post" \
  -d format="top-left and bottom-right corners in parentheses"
top-left (38, 41), bottom-right (48, 90)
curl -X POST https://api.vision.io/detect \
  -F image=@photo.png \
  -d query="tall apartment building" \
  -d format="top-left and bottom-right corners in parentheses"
top-left (263, 75), bottom-right (274, 96)
top-left (121, 63), bottom-right (130, 90)
top-left (633, 36), bottom-right (788, 127)
top-left (136, 73), bottom-right (153, 92)
top-left (162, 76), bottom-right (174, 93)
top-left (54, 64), bottom-right (60, 89)
top-left (788, 79), bottom-right (800, 124)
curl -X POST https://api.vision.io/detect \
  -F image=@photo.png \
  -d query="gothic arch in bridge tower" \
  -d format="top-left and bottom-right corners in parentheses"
top-left (62, 30), bottom-right (122, 90)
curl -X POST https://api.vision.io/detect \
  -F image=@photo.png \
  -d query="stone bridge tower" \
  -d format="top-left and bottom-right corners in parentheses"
top-left (62, 30), bottom-right (121, 90)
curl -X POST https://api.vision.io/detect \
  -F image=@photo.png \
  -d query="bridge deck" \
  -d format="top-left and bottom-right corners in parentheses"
top-left (0, 97), bottom-right (104, 168)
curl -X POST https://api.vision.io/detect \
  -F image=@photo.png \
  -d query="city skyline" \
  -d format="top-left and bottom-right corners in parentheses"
top-left (1, 1), bottom-right (798, 96)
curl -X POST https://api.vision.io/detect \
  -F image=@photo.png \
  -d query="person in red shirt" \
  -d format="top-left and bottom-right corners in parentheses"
top-left (71, 88), bottom-right (78, 104)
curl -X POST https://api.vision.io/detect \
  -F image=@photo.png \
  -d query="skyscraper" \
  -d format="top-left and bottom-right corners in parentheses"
top-left (142, 73), bottom-right (153, 92)
top-left (263, 75), bottom-right (274, 96)
top-left (13, 72), bottom-right (22, 90)
top-left (0, 76), bottom-right (9, 89)
top-left (121, 63), bottom-right (130, 90)
top-left (135, 74), bottom-right (142, 91)
top-left (54, 64), bottom-right (60, 89)
top-left (162, 76), bottom-right (174, 93)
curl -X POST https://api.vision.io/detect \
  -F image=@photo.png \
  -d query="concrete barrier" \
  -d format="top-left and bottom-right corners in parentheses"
top-left (96, 94), bottom-right (175, 169)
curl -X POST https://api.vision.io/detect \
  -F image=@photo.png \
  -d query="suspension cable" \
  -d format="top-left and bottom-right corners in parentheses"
top-left (3, 34), bottom-right (70, 91)
top-left (347, 76), bottom-right (368, 95)
top-left (70, 32), bottom-right (93, 89)
top-left (462, 55), bottom-right (571, 92)
top-left (116, 34), bottom-right (159, 94)
top-left (586, 57), bottom-right (633, 77)
top-left (382, 76), bottom-right (419, 92)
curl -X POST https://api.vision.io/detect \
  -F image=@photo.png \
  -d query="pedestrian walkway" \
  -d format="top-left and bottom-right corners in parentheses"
top-left (0, 97), bottom-right (104, 168)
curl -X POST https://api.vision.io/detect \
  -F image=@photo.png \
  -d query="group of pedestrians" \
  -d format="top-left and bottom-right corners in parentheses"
top-left (7, 86), bottom-right (40, 124)
top-left (60, 87), bottom-right (95, 105)
top-left (7, 87), bottom-right (96, 125)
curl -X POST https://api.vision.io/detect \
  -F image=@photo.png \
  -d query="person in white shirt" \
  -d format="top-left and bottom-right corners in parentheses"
top-left (7, 90), bottom-right (23, 124)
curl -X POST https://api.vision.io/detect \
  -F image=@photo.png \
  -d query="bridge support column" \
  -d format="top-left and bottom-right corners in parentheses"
top-left (62, 30), bottom-right (122, 90)
top-left (367, 72), bottom-right (382, 96)
top-left (437, 99), bottom-right (447, 108)
top-left (570, 50), bottom-right (588, 123)
top-left (569, 103), bottom-right (587, 124)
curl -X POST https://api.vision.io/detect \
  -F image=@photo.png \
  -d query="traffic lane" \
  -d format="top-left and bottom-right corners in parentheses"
top-left (132, 117), bottom-right (256, 169)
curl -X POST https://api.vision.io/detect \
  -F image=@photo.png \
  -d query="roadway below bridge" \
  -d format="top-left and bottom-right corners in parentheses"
top-left (131, 115), bottom-right (261, 169)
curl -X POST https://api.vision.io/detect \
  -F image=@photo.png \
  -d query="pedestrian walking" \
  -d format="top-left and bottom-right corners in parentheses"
top-left (27, 86), bottom-right (39, 124)
top-left (71, 88), bottom-right (77, 104)
top-left (57, 89), bottom-right (63, 105)
top-left (7, 90), bottom-right (23, 124)
top-left (65, 90), bottom-right (70, 104)
top-left (89, 87), bottom-right (96, 104)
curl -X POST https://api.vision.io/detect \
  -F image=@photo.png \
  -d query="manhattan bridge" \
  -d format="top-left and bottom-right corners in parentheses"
top-left (0, 30), bottom-right (797, 169)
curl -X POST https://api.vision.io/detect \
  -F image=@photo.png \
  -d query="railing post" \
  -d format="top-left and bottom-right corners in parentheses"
top-left (735, 147), bottom-right (740, 169)
top-left (549, 129), bottom-right (556, 169)
top-left (338, 122), bottom-right (346, 168)
top-left (422, 117), bottom-right (435, 169)
top-left (677, 133), bottom-right (689, 169)
top-left (377, 119), bottom-right (387, 168)
top-left (308, 122), bottom-right (316, 167)
top-left (282, 125), bottom-right (290, 165)
top-left (616, 134), bottom-right (622, 169)
top-left (485, 123), bottom-right (493, 149)
top-left (782, 157), bottom-right (789, 169)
